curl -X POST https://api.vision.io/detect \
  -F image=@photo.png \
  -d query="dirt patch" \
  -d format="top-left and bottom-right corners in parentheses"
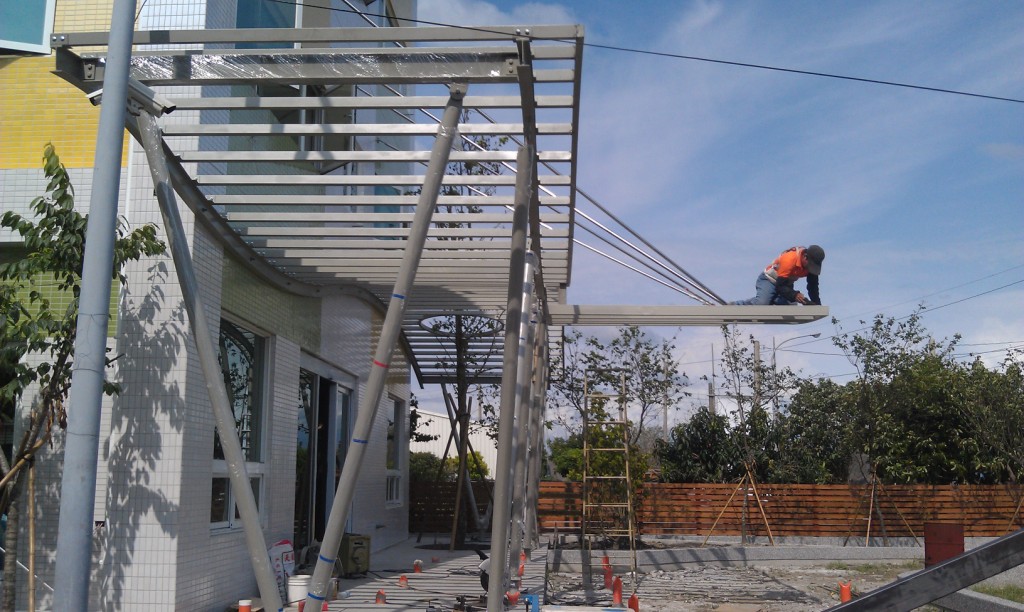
top-left (546, 561), bottom-right (926, 611)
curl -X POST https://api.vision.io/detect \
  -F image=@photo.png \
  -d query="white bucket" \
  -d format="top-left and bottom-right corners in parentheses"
top-left (287, 574), bottom-right (312, 603)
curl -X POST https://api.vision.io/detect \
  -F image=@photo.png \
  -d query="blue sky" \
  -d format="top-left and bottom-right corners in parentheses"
top-left (418, 0), bottom-right (1024, 421)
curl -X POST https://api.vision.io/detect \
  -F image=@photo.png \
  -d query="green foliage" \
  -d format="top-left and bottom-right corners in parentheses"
top-left (548, 326), bottom-right (687, 478)
top-left (656, 406), bottom-right (742, 482)
top-left (644, 313), bottom-right (1024, 486)
top-left (408, 394), bottom-right (439, 443)
top-left (833, 310), bottom-right (980, 484)
top-left (445, 450), bottom-right (489, 480)
top-left (0, 144), bottom-right (165, 413)
top-left (959, 353), bottom-right (1024, 483)
top-left (409, 451), bottom-right (446, 482)
top-left (0, 143), bottom-right (165, 476)
top-left (776, 379), bottom-right (856, 483)
top-left (408, 450), bottom-right (490, 482)
top-left (547, 434), bottom-right (585, 480)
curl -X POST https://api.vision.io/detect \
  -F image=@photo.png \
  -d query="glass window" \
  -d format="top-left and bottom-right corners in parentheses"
top-left (216, 319), bottom-right (264, 462)
top-left (335, 389), bottom-right (352, 488)
top-left (236, 0), bottom-right (295, 50)
top-left (386, 397), bottom-right (404, 505)
top-left (211, 478), bottom-right (231, 524)
top-left (236, 0), bottom-right (295, 29)
top-left (212, 318), bottom-right (267, 528)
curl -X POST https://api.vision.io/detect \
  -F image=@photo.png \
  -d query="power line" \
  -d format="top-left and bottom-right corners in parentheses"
top-left (777, 277), bottom-right (1024, 352)
top-left (582, 42), bottom-right (1024, 104)
top-left (265, 0), bottom-right (1023, 104)
top-left (836, 264), bottom-right (1024, 323)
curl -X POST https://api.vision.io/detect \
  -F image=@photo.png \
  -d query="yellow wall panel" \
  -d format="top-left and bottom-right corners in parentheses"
top-left (53, 1), bottom-right (116, 32)
top-left (0, 56), bottom-right (128, 170)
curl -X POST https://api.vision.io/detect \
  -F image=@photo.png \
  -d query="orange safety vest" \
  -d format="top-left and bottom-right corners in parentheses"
top-left (764, 247), bottom-right (810, 282)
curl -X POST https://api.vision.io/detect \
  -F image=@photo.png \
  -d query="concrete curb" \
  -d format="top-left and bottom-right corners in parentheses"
top-left (547, 544), bottom-right (924, 573)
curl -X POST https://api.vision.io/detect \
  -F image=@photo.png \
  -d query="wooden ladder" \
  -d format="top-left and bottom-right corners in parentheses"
top-left (581, 369), bottom-right (638, 580)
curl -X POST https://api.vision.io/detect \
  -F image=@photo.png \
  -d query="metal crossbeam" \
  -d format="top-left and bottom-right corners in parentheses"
top-left (548, 304), bottom-right (829, 326)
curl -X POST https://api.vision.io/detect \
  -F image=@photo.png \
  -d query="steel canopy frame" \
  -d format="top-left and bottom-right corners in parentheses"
top-left (50, 23), bottom-right (578, 612)
top-left (51, 24), bottom-right (584, 387)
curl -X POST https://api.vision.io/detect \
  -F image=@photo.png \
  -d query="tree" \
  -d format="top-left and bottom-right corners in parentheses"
top-left (656, 406), bottom-right (742, 483)
top-left (716, 326), bottom-right (795, 483)
top-left (444, 450), bottom-right (489, 480)
top-left (0, 145), bottom-right (165, 608)
top-left (413, 118), bottom-right (511, 547)
top-left (546, 433), bottom-right (585, 481)
top-left (777, 378), bottom-right (857, 483)
top-left (548, 326), bottom-right (687, 446)
top-left (833, 310), bottom-right (979, 484)
top-left (409, 451), bottom-right (446, 482)
top-left (960, 352), bottom-right (1024, 485)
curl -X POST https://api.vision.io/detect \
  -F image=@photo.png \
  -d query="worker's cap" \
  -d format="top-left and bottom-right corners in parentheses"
top-left (804, 245), bottom-right (825, 275)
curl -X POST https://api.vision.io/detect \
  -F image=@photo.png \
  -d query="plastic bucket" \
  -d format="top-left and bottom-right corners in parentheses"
top-left (287, 574), bottom-right (312, 603)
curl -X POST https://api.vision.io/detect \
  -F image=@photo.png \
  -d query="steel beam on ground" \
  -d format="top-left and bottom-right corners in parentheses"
top-left (827, 528), bottom-right (1024, 611)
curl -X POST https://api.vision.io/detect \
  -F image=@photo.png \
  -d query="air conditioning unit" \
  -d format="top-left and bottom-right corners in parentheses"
top-left (338, 533), bottom-right (370, 576)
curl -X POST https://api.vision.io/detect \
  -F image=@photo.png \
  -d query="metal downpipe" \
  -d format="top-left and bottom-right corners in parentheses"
top-left (303, 85), bottom-right (466, 611)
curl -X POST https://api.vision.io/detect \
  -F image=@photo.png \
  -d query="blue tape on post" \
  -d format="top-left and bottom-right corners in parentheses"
top-left (307, 591), bottom-right (325, 601)
top-left (319, 554), bottom-right (336, 564)
top-left (353, 438), bottom-right (368, 444)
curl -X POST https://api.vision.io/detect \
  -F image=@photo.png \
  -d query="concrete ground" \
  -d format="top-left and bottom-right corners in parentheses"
top-left (243, 534), bottom-right (1022, 612)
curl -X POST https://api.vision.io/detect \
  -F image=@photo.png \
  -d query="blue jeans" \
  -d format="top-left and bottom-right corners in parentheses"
top-left (732, 272), bottom-right (794, 305)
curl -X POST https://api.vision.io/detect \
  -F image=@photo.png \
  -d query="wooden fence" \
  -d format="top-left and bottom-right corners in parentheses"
top-left (409, 481), bottom-right (494, 533)
top-left (409, 481), bottom-right (1024, 539)
top-left (538, 482), bottom-right (1024, 539)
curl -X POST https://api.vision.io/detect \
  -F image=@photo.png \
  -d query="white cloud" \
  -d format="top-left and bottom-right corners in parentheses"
top-left (413, 1), bottom-right (1023, 399)
top-left (417, 0), bottom-right (576, 26)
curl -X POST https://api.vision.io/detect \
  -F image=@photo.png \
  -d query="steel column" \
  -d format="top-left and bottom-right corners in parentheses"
top-left (133, 111), bottom-right (283, 610)
top-left (54, 2), bottom-right (137, 607)
top-left (303, 85), bottom-right (466, 611)
top-left (506, 257), bottom-right (537, 584)
top-left (523, 322), bottom-right (549, 550)
top-left (486, 144), bottom-right (534, 612)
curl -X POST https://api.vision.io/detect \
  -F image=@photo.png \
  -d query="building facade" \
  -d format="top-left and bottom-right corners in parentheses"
top-left (1, 1), bottom-right (416, 609)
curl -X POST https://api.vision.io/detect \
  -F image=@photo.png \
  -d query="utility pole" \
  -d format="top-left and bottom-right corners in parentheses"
top-left (663, 360), bottom-right (669, 439)
top-left (753, 340), bottom-right (761, 409)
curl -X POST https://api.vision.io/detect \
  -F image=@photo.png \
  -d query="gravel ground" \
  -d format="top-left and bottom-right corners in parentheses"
top-left (546, 560), bottom-right (925, 611)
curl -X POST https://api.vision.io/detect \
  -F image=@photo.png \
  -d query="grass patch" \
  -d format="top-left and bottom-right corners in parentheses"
top-left (825, 561), bottom-right (922, 574)
top-left (972, 584), bottom-right (1024, 603)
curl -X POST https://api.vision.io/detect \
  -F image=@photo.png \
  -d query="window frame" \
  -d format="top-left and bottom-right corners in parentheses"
top-left (385, 396), bottom-right (405, 507)
top-left (211, 317), bottom-right (270, 531)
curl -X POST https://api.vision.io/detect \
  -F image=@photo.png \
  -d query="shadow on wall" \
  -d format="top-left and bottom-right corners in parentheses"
top-left (96, 261), bottom-right (186, 609)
